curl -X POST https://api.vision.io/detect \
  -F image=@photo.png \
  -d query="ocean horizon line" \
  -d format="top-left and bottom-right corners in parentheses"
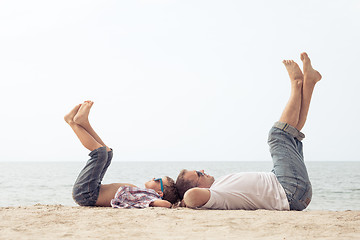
top-left (1, 160), bottom-right (359, 162)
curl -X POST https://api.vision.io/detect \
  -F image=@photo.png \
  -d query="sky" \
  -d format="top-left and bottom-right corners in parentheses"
top-left (0, 0), bottom-right (359, 162)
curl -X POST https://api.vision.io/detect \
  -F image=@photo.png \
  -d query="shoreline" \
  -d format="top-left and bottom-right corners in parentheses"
top-left (1, 205), bottom-right (359, 239)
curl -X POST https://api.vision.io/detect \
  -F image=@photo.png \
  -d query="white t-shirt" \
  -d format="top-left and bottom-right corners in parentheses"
top-left (201, 172), bottom-right (290, 210)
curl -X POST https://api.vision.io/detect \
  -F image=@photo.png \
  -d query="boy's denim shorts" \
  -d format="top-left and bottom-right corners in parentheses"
top-left (268, 122), bottom-right (312, 211)
top-left (72, 146), bottom-right (113, 206)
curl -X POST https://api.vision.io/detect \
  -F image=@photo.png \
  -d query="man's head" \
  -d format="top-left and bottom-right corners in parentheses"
top-left (175, 169), bottom-right (215, 200)
top-left (145, 176), bottom-right (179, 204)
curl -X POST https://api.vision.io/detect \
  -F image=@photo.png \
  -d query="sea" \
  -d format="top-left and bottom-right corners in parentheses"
top-left (1, 161), bottom-right (359, 211)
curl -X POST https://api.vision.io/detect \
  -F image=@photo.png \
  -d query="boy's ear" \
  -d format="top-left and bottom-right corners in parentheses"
top-left (157, 191), bottom-right (164, 197)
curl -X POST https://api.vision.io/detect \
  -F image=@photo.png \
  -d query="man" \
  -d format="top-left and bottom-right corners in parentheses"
top-left (176, 52), bottom-right (321, 211)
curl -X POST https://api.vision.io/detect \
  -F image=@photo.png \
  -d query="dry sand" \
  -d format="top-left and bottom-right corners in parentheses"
top-left (1, 205), bottom-right (359, 240)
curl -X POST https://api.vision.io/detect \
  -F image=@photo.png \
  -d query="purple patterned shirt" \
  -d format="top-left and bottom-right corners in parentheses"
top-left (110, 186), bottom-right (161, 209)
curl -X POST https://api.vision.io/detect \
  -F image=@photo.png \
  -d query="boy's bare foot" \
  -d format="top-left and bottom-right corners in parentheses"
top-left (64, 104), bottom-right (82, 124)
top-left (282, 60), bottom-right (304, 85)
top-left (73, 100), bottom-right (94, 126)
top-left (300, 52), bottom-right (322, 84)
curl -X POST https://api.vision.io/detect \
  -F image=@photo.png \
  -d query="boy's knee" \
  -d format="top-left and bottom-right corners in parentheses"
top-left (72, 188), bottom-right (97, 206)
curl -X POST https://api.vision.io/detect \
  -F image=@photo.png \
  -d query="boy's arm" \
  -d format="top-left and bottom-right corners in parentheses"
top-left (183, 188), bottom-right (210, 208)
top-left (150, 199), bottom-right (172, 208)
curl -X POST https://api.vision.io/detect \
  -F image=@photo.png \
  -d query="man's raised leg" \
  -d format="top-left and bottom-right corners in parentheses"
top-left (279, 60), bottom-right (304, 127)
top-left (296, 52), bottom-right (322, 131)
top-left (268, 56), bottom-right (316, 211)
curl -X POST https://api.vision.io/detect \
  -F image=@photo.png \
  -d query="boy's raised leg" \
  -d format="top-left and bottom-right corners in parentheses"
top-left (66, 102), bottom-right (111, 206)
top-left (296, 52), bottom-right (322, 131)
top-left (279, 60), bottom-right (304, 127)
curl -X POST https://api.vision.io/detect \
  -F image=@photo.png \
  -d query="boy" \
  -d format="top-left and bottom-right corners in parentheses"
top-left (64, 101), bottom-right (179, 208)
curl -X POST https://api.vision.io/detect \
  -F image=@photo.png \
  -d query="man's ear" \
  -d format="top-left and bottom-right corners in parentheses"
top-left (157, 191), bottom-right (164, 197)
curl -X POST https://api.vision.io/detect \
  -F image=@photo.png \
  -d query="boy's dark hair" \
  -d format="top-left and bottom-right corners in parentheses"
top-left (163, 176), bottom-right (180, 204)
top-left (175, 169), bottom-right (197, 200)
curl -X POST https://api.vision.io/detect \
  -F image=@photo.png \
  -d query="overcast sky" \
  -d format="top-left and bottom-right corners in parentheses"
top-left (1, 0), bottom-right (359, 162)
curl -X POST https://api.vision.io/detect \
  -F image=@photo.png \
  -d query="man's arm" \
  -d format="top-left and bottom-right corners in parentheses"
top-left (183, 188), bottom-right (210, 208)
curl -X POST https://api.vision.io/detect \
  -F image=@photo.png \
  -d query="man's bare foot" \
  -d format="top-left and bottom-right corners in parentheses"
top-left (64, 104), bottom-right (82, 124)
top-left (73, 100), bottom-right (94, 126)
top-left (282, 60), bottom-right (304, 85)
top-left (300, 52), bottom-right (322, 84)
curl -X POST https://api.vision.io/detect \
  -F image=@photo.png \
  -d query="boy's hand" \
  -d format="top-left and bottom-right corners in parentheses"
top-left (150, 199), bottom-right (172, 208)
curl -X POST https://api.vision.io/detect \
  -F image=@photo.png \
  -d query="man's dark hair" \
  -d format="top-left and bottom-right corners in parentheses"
top-left (175, 169), bottom-right (197, 200)
top-left (163, 176), bottom-right (180, 204)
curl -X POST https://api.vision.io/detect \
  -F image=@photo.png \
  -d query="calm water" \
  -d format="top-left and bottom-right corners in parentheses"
top-left (0, 161), bottom-right (359, 211)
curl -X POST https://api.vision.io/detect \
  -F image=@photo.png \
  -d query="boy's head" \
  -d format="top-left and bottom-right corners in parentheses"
top-left (145, 176), bottom-right (179, 204)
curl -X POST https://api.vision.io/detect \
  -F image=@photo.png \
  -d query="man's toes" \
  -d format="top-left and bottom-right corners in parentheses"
top-left (283, 60), bottom-right (291, 65)
top-left (300, 52), bottom-right (309, 62)
top-left (300, 53), bottom-right (304, 61)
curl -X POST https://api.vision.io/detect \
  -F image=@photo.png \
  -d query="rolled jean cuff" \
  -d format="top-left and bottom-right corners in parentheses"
top-left (273, 122), bottom-right (305, 141)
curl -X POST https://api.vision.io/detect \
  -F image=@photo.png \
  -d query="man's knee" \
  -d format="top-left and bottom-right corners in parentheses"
top-left (288, 182), bottom-right (312, 211)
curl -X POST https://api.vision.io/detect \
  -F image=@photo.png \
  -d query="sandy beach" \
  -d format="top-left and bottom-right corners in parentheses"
top-left (0, 205), bottom-right (359, 240)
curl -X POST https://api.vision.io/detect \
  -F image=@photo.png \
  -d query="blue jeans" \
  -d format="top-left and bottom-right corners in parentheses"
top-left (72, 147), bottom-right (113, 206)
top-left (268, 122), bottom-right (312, 211)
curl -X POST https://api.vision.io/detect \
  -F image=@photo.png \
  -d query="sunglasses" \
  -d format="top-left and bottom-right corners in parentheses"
top-left (154, 178), bottom-right (164, 193)
top-left (195, 171), bottom-right (204, 186)
top-left (196, 171), bottom-right (204, 177)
